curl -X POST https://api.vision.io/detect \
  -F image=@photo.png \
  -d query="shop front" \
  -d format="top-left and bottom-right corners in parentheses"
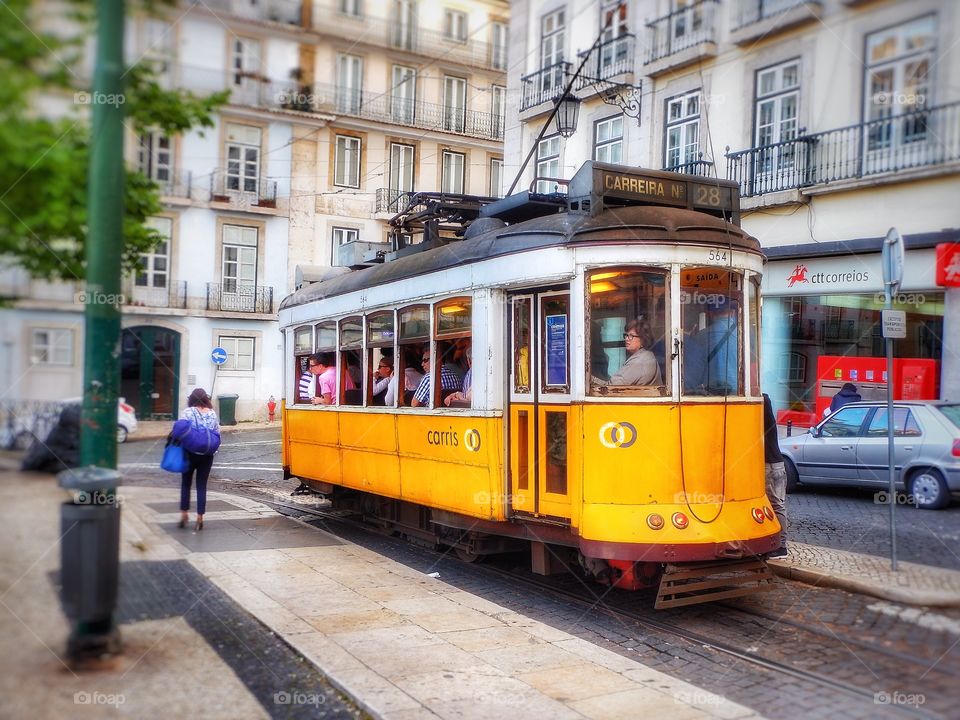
top-left (760, 247), bottom-right (944, 425)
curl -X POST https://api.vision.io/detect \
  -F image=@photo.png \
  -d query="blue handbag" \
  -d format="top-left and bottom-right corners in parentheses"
top-left (161, 440), bottom-right (191, 473)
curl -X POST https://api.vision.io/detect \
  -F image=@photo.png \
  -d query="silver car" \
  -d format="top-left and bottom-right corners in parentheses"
top-left (779, 401), bottom-right (960, 510)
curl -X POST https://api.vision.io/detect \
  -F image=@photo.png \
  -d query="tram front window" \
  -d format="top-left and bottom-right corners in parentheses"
top-left (588, 268), bottom-right (669, 396)
top-left (681, 267), bottom-right (744, 396)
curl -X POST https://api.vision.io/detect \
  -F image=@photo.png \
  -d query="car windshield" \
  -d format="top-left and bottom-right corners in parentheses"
top-left (939, 404), bottom-right (960, 429)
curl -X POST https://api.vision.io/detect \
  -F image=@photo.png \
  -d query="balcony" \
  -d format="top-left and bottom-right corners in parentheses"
top-left (150, 169), bottom-right (194, 200)
top-left (124, 281), bottom-right (188, 310)
top-left (309, 84), bottom-right (503, 141)
top-left (730, 0), bottom-right (822, 45)
top-left (576, 34), bottom-right (635, 92)
top-left (520, 61), bottom-right (571, 113)
top-left (666, 156), bottom-right (716, 178)
top-left (189, 0), bottom-right (304, 26)
top-left (210, 170), bottom-right (278, 209)
top-left (725, 101), bottom-right (960, 197)
top-left (645, 0), bottom-right (719, 76)
top-left (206, 283), bottom-right (274, 314)
top-left (375, 188), bottom-right (415, 215)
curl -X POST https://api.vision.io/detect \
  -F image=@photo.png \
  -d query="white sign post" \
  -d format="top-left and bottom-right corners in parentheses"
top-left (210, 346), bottom-right (228, 398)
top-left (881, 228), bottom-right (904, 571)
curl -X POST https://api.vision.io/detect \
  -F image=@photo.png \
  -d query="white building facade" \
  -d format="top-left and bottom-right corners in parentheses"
top-left (505, 0), bottom-right (959, 417)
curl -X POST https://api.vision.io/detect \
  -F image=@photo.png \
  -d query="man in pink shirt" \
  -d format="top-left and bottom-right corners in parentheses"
top-left (307, 352), bottom-right (354, 405)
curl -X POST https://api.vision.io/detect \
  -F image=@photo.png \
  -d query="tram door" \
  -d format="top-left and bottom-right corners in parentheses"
top-left (508, 290), bottom-right (571, 521)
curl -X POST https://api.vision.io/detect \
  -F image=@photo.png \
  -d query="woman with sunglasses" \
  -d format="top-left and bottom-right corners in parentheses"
top-left (610, 316), bottom-right (662, 386)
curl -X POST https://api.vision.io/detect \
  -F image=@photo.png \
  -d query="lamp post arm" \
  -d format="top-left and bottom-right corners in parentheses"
top-left (506, 6), bottom-right (620, 196)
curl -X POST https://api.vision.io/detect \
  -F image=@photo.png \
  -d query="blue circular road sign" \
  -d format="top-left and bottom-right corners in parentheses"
top-left (211, 347), bottom-right (228, 365)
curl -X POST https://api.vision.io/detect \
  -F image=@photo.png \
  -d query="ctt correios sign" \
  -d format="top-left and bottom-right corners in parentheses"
top-left (762, 248), bottom-right (937, 296)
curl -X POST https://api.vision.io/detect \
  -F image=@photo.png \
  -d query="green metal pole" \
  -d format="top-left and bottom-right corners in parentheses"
top-left (81, 0), bottom-right (125, 470)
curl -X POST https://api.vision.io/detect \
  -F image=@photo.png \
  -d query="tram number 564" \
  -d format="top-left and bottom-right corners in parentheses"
top-left (707, 248), bottom-right (728, 262)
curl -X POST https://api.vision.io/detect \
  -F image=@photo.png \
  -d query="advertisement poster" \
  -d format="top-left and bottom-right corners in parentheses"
top-left (545, 314), bottom-right (567, 387)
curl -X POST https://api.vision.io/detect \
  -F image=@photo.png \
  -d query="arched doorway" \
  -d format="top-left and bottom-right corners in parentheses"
top-left (121, 326), bottom-right (181, 420)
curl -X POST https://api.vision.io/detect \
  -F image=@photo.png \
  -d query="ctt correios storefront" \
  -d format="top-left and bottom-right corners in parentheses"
top-left (759, 242), bottom-right (945, 421)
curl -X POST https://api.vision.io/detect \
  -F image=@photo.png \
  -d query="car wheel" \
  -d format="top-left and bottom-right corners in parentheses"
top-left (784, 458), bottom-right (800, 494)
top-left (909, 468), bottom-right (949, 510)
top-left (117, 426), bottom-right (128, 444)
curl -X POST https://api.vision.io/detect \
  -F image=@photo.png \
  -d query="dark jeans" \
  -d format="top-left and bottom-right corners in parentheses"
top-left (180, 453), bottom-right (214, 515)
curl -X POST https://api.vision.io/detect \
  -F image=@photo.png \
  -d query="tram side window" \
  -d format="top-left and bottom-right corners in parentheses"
top-left (681, 267), bottom-right (744, 396)
top-left (367, 311), bottom-right (396, 407)
top-left (314, 321), bottom-right (336, 404)
top-left (512, 298), bottom-right (532, 394)
top-left (398, 305), bottom-right (429, 406)
top-left (748, 277), bottom-right (760, 396)
top-left (429, 298), bottom-right (471, 408)
top-left (294, 326), bottom-right (313, 404)
top-left (588, 269), bottom-right (669, 396)
top-left (339, 316), bottom-right (363, 406)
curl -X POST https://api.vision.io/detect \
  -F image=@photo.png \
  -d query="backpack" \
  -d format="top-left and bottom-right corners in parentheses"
top-left (171, 410), bottom-right (221, 455)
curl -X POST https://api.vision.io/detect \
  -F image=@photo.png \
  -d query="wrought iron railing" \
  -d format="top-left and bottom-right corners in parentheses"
top-left (726, 101), bottom-right (960, 196)
top-left (206, 283), bottom-right (274, 314)
top-left (210, 170), bottom-right (278, 207)
top-left (124, 280), bottom-right (188, 309)
top-left (150, 169), bottom-right (193, 199)
top-left (732, 0), bottom-right (814, 30)
top-left (520, 61), bottom-right (571, 111)
top-left (666, 157), bottom-right (716, 177)
top-left (576, 34), bottom-right (635, 90)
top-left (646, 0), bottom-right (719, 64)
top-left (375, 188), bottom-right (415, 214)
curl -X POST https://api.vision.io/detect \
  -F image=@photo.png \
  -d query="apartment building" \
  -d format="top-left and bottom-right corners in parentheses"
top-left (287, 0), bottom-right (509, 277)
top-left (505, 0), bottom-right (959, 416)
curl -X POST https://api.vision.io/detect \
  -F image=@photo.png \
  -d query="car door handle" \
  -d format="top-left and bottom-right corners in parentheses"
top-left (841, 445), bottom-right (852, 451)
top-left (904, 446), bottom-right (914, 451)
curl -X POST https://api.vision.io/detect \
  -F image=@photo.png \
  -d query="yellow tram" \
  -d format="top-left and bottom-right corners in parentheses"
top-left (279, 162), bottom-right (781, 606)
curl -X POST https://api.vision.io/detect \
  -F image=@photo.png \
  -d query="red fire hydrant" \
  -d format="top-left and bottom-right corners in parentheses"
top-left (267, 395), bottom-right (277, 422)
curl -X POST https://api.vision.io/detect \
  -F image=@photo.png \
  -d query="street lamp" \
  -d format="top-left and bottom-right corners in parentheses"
top-left (554, 94), bottom-right (581, 139)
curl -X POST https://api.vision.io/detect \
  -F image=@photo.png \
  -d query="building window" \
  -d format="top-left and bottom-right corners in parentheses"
top-left (30, 329), bottom-right (73, 366)
top-left (443, 75), bottom-right (467, 133)
top-left (754, 59), bottom-right (800, 178)
top-left (535, 135), bottom-right (560, 193)
top-left (391, 65), bottom-right (416, 124)
top-left (599, 0), bottom-right (629, 74)
top-left (777, 352), bottom-right (806, 383)
top-left (664, 90), bottom-right (700, 170)
top-left (864, 15), bottom-right (934, 155)
top-left (540, 8), bottom-right (565, 93)
top-left (441, 150), bottom-right (465, 194)
top-left (444, 9), bottom-right (467, 42)
top-left (336, 53), bottom-right (363, 113)
top-left (222, 224), bottom-right (258, 294)
top-left (392, 0), bottom-right (417, 51)
top-left (137, 217), bottom-right (171, 288)
top-left (338, 0), bottom-right (362, 17)
top-left (489, 157), bottom-right (503, 197)
top-left (332, 227), bottom-right (359, 264)
top-left (491, 21), bottom-right (507, 69)
top-left (138, 131), bottom-right (171, 185)
top-left (389, 143), bottom-right (415, 194)
top-left (225, 123), bottom-right (261, 193)
top-left (491, 84), bottom-right (505, 137)
top-left (334, 135), bottom-right (361, 188)
top-left (219, 336), bottom-right (255, 371)
top-left (230, 37), bottom-right (261, 105)
top-left (594, 115), bottom-right (623, 163)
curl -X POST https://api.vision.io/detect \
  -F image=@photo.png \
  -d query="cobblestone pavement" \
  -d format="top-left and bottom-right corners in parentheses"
top-left (787, 488), bottom-right (960, 571)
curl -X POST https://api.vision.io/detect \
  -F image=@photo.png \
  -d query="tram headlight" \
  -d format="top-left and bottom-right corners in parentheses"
top-left (751, 507), bottom-right (765, 523)
top-left (763, 506), bottom-right (775, 521)
top-left (646, 513), bottom-right (664, 530)
top-left (671, 512), bottom-right (689, 529)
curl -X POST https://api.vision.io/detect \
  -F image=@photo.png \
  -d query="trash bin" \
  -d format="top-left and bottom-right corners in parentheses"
top-left (217, 394), bottom-right (239, 425)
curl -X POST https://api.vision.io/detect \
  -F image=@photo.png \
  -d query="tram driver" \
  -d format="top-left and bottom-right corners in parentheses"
top-left (608, 316), bottom-right (662, 386)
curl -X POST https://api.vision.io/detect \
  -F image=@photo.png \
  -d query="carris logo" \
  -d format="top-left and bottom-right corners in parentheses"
top-left (786, 264), bottom-right (809, 287)
top-left (599, 422), bottom-right (638, 449)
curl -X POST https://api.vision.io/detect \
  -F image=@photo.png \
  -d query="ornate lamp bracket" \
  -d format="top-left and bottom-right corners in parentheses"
top-left (589, 78), bottom-right (643, 124)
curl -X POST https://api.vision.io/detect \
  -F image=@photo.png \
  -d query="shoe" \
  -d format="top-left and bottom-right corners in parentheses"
top-left (196, 516), bottom-right (203, 531)
top-left (178, 513), bottom-right (187, 529)
top-left (767, 546), bottom-right (788, 558)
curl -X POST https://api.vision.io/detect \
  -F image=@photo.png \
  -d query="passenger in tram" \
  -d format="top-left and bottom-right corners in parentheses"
top-left (444, 346), bottom-right (472, 407)
top-left (411, 349), bottom-right (462, 407)
top-left (609, 316), bottom-right (662, 386)
top-left (372, 356), bottom-right (394, 406)
top-left (308, 352), bottom-right (354, 405)
top-left (298, 360), bottom-right (314, 404)
top-left (400, 347), bottom-right (424, 405)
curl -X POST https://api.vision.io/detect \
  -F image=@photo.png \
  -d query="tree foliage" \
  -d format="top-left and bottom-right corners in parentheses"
top-left (0, 0), bottom-right (228, 281)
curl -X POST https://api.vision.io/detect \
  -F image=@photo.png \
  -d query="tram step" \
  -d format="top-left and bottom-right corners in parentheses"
top-left (655, 559), bottom-right (777, 609)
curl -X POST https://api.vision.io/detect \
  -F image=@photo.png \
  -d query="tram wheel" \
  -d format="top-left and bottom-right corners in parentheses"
top-left (455, 548), bottom-right (483, 563)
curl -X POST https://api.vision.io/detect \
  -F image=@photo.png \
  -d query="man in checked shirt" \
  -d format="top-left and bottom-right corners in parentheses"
top-left (410, 348), bottom-right (462, 407)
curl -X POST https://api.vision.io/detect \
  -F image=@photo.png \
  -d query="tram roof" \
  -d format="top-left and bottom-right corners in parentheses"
top-left (279, 204), bottom-right (760, 311)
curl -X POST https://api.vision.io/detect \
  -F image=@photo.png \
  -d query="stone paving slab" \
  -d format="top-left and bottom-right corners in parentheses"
top-left (121, 485), bottom-right (764, 720)
top-left (769, 541), bottom-right (960, 607)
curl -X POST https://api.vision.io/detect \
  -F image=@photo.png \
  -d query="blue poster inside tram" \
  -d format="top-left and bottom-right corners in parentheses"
top-left (545, 314), bottom-right (567, 387)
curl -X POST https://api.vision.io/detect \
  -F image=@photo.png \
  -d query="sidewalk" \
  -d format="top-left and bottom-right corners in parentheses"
top-left (0, 471), bottom-right (762, 720)
top-left (129, 419), bottom-right (282, 442)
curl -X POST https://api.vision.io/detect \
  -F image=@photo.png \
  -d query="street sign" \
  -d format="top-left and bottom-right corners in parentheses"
top-left (881, 309), bottom-right (906, 339)
top-left (935, 243), bottom-right (960, 287)
top-left (882, 227), bottom-right (904, 297)
top-left (211, 347), bottom-right (228, 365)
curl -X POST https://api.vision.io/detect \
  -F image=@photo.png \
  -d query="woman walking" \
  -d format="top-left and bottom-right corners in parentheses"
top-left (179, 388), bottom-right (220, 530)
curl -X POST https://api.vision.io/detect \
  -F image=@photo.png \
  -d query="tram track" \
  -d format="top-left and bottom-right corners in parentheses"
top-left (225, 485), bottom-right (944, 719)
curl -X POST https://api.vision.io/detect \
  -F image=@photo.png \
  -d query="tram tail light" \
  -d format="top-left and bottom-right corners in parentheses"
top-left (751, 508), bottom-right (765, 523)
top-left (763, 506), bottom-right (775, 521)
top-left (671, 512), bottom-right (689, 529)
top-left (646, 513), bottom-right (664, 530)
